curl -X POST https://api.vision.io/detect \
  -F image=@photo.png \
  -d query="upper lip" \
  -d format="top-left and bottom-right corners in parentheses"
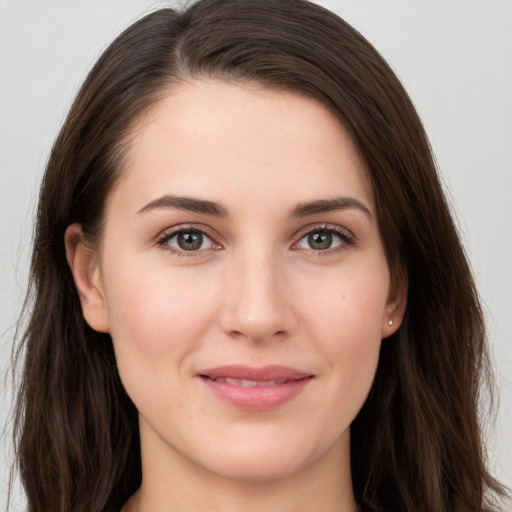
top-left (198, 365), bottom-right (312, 382)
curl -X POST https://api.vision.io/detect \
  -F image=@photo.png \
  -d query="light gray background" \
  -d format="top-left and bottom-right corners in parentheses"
top-left (1, 0), bottom-right (510, 509)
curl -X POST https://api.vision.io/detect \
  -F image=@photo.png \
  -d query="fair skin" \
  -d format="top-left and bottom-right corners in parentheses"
top-left (66, 80), bottom-right (406, 512)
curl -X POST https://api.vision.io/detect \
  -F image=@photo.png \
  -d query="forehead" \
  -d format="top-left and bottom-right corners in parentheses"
top-left (112, 79), bottom-right (374, 217)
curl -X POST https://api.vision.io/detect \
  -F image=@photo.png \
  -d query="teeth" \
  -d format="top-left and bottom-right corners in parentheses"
top-left (211, 377), bottom-right (287, 387)
top-left (240, 379), bottom-right (259, 387)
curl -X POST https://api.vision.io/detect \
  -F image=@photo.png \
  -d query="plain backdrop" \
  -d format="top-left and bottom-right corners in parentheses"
top-left (1, 0), bottom-right (511, 509)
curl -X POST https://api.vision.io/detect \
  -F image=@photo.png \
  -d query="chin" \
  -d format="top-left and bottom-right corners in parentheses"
top-left (205, 451), bottom-right (309, 483)
top-left (190, 429), bottom-right (344, 484)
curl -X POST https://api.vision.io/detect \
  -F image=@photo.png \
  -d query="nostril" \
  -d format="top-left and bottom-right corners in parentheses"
top-left (227, 329), bottom-right (288, 342)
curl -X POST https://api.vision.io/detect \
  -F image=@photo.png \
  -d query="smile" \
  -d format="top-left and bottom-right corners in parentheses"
top-left (198, 365), bottom-right (314, 410)
top-left (208, 377), bottom-right (291, 386)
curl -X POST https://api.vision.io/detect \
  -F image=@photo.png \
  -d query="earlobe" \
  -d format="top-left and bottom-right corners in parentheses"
top-left (65, 224), bottom-right (110, 333)
top-left (381, 275), bottom-right (408, 339)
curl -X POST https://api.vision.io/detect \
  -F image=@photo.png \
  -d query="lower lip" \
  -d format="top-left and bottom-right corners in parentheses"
top-left (201, 377), bottom-right (312, 410)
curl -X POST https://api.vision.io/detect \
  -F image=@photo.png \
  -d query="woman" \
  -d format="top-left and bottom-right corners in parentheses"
top-left (12, 0), bottom-right (507, 511)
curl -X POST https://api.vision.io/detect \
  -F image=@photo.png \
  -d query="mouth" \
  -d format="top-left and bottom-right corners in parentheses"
top-left (204, 376), bottom-right (297, 387)
top-left (197, 365), bottom-right (314, 410)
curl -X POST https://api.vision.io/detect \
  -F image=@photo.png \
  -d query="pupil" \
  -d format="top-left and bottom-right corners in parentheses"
top-left (308, 231), bottom-right (332, 250)
top-left (178, 232), bottom-right (202, 250)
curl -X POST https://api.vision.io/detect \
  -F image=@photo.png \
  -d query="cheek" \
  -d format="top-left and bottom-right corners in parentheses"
top-left (297, 265), bottom-right (388, 402)
top-left (102, 258), bottom-right (220, 382)
top-left (298, 262), bottom-right (389, 345)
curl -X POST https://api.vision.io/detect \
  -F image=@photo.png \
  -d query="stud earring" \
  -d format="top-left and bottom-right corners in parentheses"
top-left (388, 319), bottom-right (393, 326)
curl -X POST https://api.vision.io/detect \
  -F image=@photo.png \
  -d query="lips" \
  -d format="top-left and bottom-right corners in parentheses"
top-left (198, 365), bottom-right (313, 410)
top-left (208, 377), bottom-right (289, 387)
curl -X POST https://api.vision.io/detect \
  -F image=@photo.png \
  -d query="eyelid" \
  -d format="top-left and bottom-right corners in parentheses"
top-left (154, 222), bottom-right (355, 257)
top-left (291, 223), bottom-right (355, 253)
top-left (155, 224), bottom-right (223, 257)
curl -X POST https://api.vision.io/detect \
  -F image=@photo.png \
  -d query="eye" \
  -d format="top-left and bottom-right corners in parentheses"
top-left (295, 226), bottom-right (353, 252)
top-left (157, 228), bottom-right (215, 253)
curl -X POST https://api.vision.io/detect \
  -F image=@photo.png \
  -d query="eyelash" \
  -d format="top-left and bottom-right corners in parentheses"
top-left (293, 224), bottom-right (355, 256)
top-left (155, 224), bottom-right (219, 258)
top-left (155, 223), bottom-right (355, 258)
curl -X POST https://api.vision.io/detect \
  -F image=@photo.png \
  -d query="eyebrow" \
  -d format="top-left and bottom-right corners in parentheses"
top-left (136, 194), bottom-right (372, 220)
top-left (289, 197), bottom-right (373, 220)
top-left (137, 195), bottom-right (228, 217)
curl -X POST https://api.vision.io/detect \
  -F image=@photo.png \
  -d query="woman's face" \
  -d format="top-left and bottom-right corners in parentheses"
top-left (70, 80), bottom-right (404, 483)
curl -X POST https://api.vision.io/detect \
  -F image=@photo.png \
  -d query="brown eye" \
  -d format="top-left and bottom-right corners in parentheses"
top-left (177, 231), bottom-right (204, 250)
top-left (163, 230), bottom-right (214, 252)
top-left (307, 231), bottom-right (333, 250)
top-left (296, 227), bottom-right (349, 252)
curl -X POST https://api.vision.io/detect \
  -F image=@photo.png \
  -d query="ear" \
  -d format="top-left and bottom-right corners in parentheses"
top-left (381, 271), bottom-right (407, 339)
top-left (65, 224), bottom-right (110, 333)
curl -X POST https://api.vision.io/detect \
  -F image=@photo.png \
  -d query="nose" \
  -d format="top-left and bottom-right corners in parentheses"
top-left (218, 248), bottom-right (297, 343)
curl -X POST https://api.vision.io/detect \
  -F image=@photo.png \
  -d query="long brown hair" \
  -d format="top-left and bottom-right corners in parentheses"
top-left (12, 1), bottom-right (507, 511)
